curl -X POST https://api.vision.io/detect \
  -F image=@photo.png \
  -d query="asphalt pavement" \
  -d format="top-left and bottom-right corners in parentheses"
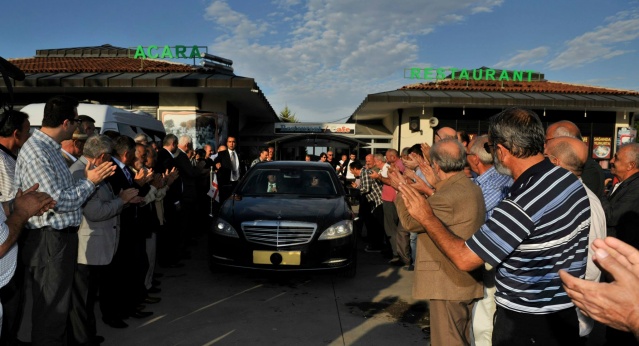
top-left (95, 232), bottom-right (430, 345)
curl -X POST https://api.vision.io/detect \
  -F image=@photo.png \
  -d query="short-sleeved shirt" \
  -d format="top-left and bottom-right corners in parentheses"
top-left (466, 159), bottom-right (590, 314)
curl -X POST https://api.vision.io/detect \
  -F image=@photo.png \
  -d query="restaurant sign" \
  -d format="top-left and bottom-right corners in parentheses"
top-left (130, 45), bottom-right (207, 59)
top-left (274, 123), bottom-right (355, 134)
top-left (404, 67), bottom-right (537, 82)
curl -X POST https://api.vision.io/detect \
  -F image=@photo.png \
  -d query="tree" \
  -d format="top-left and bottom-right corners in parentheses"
top-left (279, 106), bottom-right (298, 123)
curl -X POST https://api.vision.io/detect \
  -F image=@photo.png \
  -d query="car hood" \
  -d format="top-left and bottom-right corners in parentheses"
top-left (223, 196), bottom-right (349, 225)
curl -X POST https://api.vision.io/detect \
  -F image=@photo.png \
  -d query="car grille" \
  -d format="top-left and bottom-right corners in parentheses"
top-left (241, 220), bottom-right (317, 247)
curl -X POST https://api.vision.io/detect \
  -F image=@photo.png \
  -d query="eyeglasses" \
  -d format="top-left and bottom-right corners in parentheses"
top-left (483, 142), bottom-right (496, 154)
top-left (484, 141), bottom-right (511, 154)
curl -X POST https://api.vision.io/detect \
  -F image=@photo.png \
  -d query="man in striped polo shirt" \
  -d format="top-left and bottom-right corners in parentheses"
top-left (399, 108), bottom-right (590, 346)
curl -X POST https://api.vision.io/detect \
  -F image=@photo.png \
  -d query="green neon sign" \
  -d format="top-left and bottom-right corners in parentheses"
top-left (404, 68), bottom-right (537, 82)
top-left (130, 45), bottom-right (207, 59)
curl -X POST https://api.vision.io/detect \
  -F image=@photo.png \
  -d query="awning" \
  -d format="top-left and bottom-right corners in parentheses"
top-left (266, 133), bottom-right (369, 148)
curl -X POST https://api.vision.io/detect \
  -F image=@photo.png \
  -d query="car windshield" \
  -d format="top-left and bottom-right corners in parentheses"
top-left (237, 168), bottom-right (337, 196)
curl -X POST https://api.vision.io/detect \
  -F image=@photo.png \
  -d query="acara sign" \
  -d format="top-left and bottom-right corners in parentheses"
top-left (405, 68), bottom-right (537, 82)
top-left (131, 45), bottom-right (207, 59)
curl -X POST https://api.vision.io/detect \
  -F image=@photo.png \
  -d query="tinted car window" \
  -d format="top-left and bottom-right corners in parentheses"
top-left (238, 168), bottom-right (337, 195)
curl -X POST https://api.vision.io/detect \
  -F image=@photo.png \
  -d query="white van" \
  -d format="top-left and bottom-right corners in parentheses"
top-left (19, 103), bottom-right (165, 142)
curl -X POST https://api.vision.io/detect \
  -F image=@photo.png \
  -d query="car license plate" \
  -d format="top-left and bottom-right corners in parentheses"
top-left (253, 251), bottom-right (301, 266)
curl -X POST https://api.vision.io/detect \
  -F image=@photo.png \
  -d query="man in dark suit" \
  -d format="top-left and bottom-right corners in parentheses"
top-left (214, 136), bottom-right (245, 203)
top-left (153, 134), bottom-right (184, 267)
top-left (104, 136), bottom-right (154, 325)
top-left (600, 142), bottom-right (639, 344)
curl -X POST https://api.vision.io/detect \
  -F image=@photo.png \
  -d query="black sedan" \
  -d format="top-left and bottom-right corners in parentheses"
top-left (209, 161), bottom-right (357, 277)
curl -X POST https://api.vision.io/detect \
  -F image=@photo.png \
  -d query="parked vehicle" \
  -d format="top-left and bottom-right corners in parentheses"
top-left (209, 161), bottom-right (357, 277)
top-left (20, 103), bottom-right (165, 142)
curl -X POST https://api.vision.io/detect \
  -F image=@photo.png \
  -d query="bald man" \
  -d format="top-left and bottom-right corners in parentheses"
top-left (434, 127), bottom-right (457, 143)
top-left (545, 136), bottom-right (606, 338)
top-left (546, 120), bottom-right (605, 197)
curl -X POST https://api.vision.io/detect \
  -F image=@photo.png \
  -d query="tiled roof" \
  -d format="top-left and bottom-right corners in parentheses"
top-left (401, 80), bottom-right (639, 95)
top-left (9, 57), bottom-right (196, 73)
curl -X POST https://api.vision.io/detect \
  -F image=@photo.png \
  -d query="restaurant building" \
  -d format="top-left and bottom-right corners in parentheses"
top-left (349, 68), bottom-right (639, 167)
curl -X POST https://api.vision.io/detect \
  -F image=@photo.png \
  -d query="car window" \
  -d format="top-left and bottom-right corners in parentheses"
top-left (237, 168), bottom-right (337, 195)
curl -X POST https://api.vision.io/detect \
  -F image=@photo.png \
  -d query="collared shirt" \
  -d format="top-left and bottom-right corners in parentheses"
top-left (61, 148), bottom-right (77, 164)
top-left (164, 147), bottom-right (175, 159)
top-left (474, 166), bottom-right (513, 221)
top-left (0, 145), bottom-right (17, 289)
top-left (112, 157), bottom-right (132, 184)
top-left (15, 130), bottom-right (95, 230)
top-left (0, 144), bottom-right (17, 202)
top-left (359, 168), bottom-right (383, 210)
top-left (466, 160), bottom-right (590, 314)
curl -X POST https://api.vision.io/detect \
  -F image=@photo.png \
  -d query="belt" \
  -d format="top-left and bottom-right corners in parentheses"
top-left (34, 226), bottom-right (80, 234)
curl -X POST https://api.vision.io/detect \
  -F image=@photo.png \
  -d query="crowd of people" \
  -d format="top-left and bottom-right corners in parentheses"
top-left (0, 95), bottom-right (236, 346)
top-left (328, 109), bottom-right (639, 345)
top-left (0, 96), bottom-right (637, 346)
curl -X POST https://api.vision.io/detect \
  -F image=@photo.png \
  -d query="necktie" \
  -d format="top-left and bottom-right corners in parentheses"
top-left (123, 167), bottom-right (133, 184)
top-left (230, 151), bottom-right (238, 181)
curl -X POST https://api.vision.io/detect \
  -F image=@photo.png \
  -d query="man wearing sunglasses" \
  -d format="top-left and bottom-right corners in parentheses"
top-left (399, 108), bottom-right (590, 345)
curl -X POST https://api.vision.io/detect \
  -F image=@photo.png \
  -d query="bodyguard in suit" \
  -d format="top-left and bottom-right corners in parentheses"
top-left (600, 142), bottom-right (639, 345)
top-left (396, 138), bottom-right (485, 346)
top-left (214, 136), bottom-right (245, 203)
top-left (68, 135), bottom-right (141, 342)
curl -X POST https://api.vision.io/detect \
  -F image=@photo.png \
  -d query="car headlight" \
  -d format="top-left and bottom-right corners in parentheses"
top-left (318, 220), bottom-right (353, 240)
top-left (213, 218), bottom-right (239, 238)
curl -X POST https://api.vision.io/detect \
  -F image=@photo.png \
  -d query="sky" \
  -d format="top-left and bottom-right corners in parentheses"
top-left (1, 0), bottom-right (639, 123)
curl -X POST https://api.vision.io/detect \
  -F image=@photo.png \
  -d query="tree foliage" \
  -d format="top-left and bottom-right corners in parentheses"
top-left (279, 106), bottom-right (298, 123)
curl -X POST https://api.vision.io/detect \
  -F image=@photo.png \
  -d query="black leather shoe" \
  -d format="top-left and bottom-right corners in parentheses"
top-left (102, 318), bottom-right (128, 328)
top-left (136, 304), bottom-right (146, 311)
top-left (130, 310), bottom-right (153, 319)
top-left (144, 296), bottom-right (162, 304)
top-left (148, 286), bottom-right (161, 294)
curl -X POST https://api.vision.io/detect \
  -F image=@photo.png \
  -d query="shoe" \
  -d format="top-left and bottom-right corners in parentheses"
top-left (364, 246), bottom-right (382, 253)
top-left (136, 304), bottom-right (146, 311)
top-left (144, 296), bottom-right (162, 304)
top-left (130, 310), bottom-right (153, 319)
top-left (152, 279), bottom-right (161, 286)
top-left (148, 286), bottom-right (161, 294)
top-left (92, 335), bottom-right (105, 344)
top-left (388, 258), bottom-right (404, 266)
top-left (102, 318), bottom-right (128, 328)
top-left (402, 264), bottom-right (415, 271)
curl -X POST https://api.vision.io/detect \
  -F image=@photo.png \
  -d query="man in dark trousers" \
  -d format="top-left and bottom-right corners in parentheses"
top-left (104, 135), bottom-right (154, 327)
top-left (600, 142), bottom-right (639, 345)
top-left (214, 136), bottom-right (245, 203)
